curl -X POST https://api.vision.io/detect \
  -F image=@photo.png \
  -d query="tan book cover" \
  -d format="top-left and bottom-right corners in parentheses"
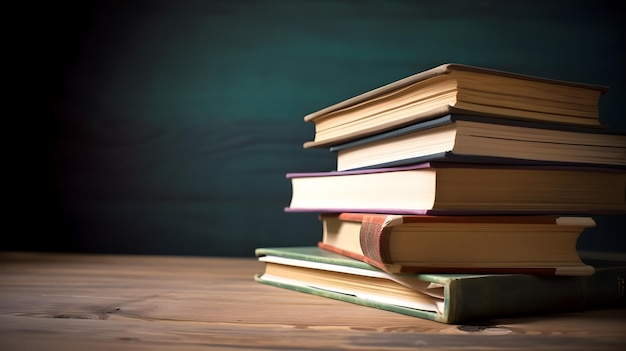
top-left (303, 63), bottom-right (608, 148)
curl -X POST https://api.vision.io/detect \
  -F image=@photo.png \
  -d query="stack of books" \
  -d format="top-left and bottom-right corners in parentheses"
top-left (255, 63), bottom-right (626, 324)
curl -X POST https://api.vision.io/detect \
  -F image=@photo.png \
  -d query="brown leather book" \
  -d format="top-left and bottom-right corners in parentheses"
top-left (303, 63), bottom-right (608, 148)
top-left (317, 212), bottom-right (597, 275)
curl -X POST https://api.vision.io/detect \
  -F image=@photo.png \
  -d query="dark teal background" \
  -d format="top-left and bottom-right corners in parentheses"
top-left (7, 0), bottom-right (625, 256)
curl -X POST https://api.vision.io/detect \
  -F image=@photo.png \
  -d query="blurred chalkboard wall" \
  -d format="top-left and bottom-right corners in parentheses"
top-left (7, 0), bottom-right (625, 256)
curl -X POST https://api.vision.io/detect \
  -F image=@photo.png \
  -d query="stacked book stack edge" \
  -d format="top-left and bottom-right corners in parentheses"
top-left (255, 63), bottom-right (626, 324)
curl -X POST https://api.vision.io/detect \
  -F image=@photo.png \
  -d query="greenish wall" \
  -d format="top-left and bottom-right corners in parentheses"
top-left (8, 0), bottom-right (625, 256)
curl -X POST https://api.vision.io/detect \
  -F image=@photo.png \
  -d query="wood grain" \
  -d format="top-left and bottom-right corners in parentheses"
top-left (0, 252), bottom-right (625, 350)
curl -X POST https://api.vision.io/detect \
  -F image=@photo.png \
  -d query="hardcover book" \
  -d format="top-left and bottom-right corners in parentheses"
top-left (285, 162), bottom-right (626, 214)
top-left (330, 114), bottom-right (626, 171)
top-left (318, 213), bottom-right (596, 275)
top-left (303, 63), bottom-right (608, 148)
top-left (254, 247), bottom-right (626, 324)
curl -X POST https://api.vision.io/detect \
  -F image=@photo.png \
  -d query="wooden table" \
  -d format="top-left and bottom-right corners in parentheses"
top-left (0, 252), bottom-right (624, 350)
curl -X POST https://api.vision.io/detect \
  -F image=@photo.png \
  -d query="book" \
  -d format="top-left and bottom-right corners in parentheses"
top-left (330, 114), bottom-right (626, 171)
top-left (318, 213), bottom-right (596, 275)
top-left (303, 63), bottom-right (608, 148)
top-left (285, 162), bottom-right (626, 215)
top-left (254, 246), bottom-right (626, 324)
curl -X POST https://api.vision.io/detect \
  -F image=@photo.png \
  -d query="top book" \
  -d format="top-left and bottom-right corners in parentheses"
top-left (303, 63), bottom-right (609, 148)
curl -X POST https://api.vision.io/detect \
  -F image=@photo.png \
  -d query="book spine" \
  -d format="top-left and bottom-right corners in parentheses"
top-left (359, 215), bottom-right (394, 265)
top-left (445, 268), bottom-right (626, 324)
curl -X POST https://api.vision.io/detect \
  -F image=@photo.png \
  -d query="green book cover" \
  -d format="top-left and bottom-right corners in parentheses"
top-left (254, 246), bottom-right (626, 324)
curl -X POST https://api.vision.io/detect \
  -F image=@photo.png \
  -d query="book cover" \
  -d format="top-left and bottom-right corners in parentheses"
top-left (303, 63), bottom-right (609, 148)
top-left (285, 162), bottom-right (626, 215)
top-left (318, 213), bottom-right (596, 275)
top-left (329, 114), bottom-right (626, 171)
top-left (254, 246), bottom-right (626, 324)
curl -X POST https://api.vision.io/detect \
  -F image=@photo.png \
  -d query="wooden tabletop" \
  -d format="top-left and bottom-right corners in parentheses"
top-left (0, 252), bottom-right (624, 350)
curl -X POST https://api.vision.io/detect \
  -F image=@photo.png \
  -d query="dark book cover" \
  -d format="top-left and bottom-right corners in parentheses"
top-left (329, 114), bottom-right (626, 171)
